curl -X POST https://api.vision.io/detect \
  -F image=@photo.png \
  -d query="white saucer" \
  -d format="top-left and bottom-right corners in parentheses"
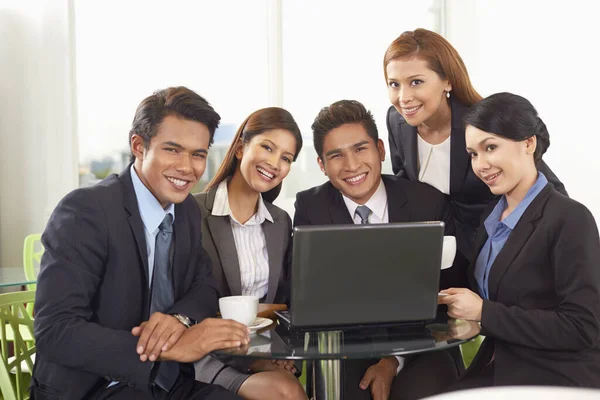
top-left (248, 317), bottom-right (273, 334)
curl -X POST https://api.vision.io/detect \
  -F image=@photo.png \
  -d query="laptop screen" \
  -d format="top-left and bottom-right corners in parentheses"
top-left (291, 222), bottom-right (443, 329)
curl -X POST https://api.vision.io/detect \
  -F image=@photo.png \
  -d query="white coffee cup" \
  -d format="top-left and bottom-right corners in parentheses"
top-left (441, 236), bottom-right (457, 270)
top-left (219, 295), bottom-right (259, 326)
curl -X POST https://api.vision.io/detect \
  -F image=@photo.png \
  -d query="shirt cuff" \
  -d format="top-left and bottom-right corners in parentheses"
top-left (394, 356), bottom-right (405, 375)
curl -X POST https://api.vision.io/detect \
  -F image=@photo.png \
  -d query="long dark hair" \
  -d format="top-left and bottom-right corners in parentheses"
top-left (204, 107), bottom-right (303, 202)
top-left (463, 92), bottom-right (550, 162)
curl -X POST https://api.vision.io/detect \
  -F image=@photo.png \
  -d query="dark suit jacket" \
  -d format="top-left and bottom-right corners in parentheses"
top-left (194, 189), bottom-right (293, 305)
top-left (386, 100), bottom-right (567, 256)
top-left (32, 168), bottom-right (219, 399)
top-left (466, 184), bottom-right (600, 387)
top-left (293, 174), bottom-right (468, 291)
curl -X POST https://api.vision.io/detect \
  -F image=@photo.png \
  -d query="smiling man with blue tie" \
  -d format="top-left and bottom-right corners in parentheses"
top-left (32, 87), bottom-right (249, 400)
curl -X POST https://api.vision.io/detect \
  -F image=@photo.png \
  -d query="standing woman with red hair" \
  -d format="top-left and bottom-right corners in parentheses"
top-left (383, 28), bottom-right (567, 257)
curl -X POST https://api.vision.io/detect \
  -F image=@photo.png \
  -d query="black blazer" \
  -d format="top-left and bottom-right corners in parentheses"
top-left (194, 188), bottom-right (293, 305)
top-left (467, 184), bottom-right (600, 387)
top-left (32, 168), bottom-right (219, 399)
top-left (386, 100), bottom-right (567, 256)
top-left (293, 174), bottom-right (468, 290)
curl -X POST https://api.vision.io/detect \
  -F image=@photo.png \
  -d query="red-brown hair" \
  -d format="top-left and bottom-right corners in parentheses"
top-left (383, 28), bottom-right (482, 107)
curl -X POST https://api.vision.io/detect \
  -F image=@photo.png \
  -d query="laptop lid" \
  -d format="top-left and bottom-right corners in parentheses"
top-left (291, 222), bottom-right (443, 329)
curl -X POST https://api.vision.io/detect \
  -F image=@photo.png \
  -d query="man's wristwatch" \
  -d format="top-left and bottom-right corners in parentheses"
top-left (171, 313), bottom-right (194, 328)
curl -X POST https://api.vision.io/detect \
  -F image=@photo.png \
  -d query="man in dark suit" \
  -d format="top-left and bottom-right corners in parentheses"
top-left (294, 100), bottom-right (466, 399)
top-left (32, 87), bottom-right (249, 400)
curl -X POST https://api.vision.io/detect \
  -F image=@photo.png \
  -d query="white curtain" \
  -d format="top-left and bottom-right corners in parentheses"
top-left (446, 0), bottom-right (600, 223)
top-left (0, 0), bottom-right (78, 267)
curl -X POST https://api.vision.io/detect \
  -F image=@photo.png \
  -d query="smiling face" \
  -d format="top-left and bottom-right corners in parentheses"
top-left (386, 57), bottom-right (451, 127)
top-left (236, 129), bottom-right (297, 193)
top-left (465, 125), bottom-right (537, 197)
top-left (318, 123), bottom-right (385, 204)
top-left (132, 114), bottom-right (210, 208)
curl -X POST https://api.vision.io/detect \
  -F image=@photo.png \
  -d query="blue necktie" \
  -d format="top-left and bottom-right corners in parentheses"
top-left (355, 205), bottom-right (371, 224)
top-left (151, 214), bottom-right (179, 392)
top-left (151, 214), bottom-right (174, 315)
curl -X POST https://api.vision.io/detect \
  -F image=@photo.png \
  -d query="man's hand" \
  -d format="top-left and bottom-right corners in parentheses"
top-left (249, 359), bottom-right (297, 374)
top-left (359, 357), bottom-right (397, 400)
top-left (438, 288), bottom-right (483, 321)
top-left (131, 312), bottom-right (186, 362)
top-left (160, 318), bottom-right (250, 363)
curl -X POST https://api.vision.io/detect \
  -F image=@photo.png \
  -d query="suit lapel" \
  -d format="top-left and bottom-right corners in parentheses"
top-left (206, 214), bottom-right (243, 296)
top-left (172, 201), bottom-right (190, 298)
top-left (400, 124), bottom-right (419, 181)
top-left (328, 184), bottom-right (354, 224)
top-left (119, 167), bottom-right (152, 318)
top-left (468, 225), bottom-right (489, 291)
top-left (486, 222), bottom-right (535, 301)
top-left (263, 208), bottom-right (285, 303)
top-left (486, 185), bottom-right (552, 300)
top-left (383, 176), bottom-right (409, 222)
top-left (120, 168), bottom-right (149, 286)
top-left (449, 99), bottom-right (471, 195)
top-left (467, 197), bottom-right (498, 290)
top-left (326, 177), bottom-right (411, 223)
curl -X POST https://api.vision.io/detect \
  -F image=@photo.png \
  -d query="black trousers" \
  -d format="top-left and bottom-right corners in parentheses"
top-left (91, 367), bottom-right (242, 400)
top-left (342, 349), bottom-right (460, 400)
top-left (444, 361), bottom-right (494, 392)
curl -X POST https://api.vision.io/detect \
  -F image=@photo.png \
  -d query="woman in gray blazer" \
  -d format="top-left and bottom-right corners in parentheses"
top-left (439, 93), bottom-right (600, 388)
top-left (193, 107), bottom-right (306, 400)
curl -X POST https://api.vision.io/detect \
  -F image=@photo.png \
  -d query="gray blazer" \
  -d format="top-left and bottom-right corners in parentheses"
top-left (194, 188), bottom-right (293, 305)
top-left (193, 188), bottom-right (294, 387)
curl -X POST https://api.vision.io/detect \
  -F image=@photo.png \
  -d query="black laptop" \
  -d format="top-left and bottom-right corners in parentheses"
top-left (287, 222), bottom-right (444, 330)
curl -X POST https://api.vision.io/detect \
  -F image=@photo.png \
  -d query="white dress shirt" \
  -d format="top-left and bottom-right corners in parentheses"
top-left (341, 178), bottom-right (405, 375)
top-left (417, 134), bottom-right (451, 195)
top-left (342, 179), bottom-right (389, 224)
top-left (212, 180), bottom-right (273, 299)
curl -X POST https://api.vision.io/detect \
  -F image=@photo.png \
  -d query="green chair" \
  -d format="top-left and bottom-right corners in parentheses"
top-left (3, 235), bottom-right (42, 348)
top-left (460, 335), bottom-right (484, 369)
top-left (23, 234), bottom-right (43, 293)
top-left (0, 290), bottom-right (36, 400)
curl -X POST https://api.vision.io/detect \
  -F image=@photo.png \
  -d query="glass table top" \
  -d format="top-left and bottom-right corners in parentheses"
top-left (0, 267), bottom-right (36, 288)
top-left (213, 318), bottom-right (480, 360)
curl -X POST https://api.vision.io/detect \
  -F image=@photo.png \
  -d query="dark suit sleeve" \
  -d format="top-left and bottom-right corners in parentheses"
top-left (537, 160), bottom-right (567, 196)
top-left (436, 193), bottom-right (469, 290)
top-left (274, 214), bottom-right (293, 306)
top-left (34, 190), bottom-right (153, 388)
top-left (438, 194), bottom-right (455, 237)
top-left (480, 204), bottom-right (600, 350)
top-left (387, 106), bottom-right (407, 177)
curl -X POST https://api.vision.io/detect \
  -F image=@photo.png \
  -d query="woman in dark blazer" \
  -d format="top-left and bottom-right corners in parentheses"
top-left (193, 108), bottom-right (307, 400)
top-left (439, 92), bottom-right (600, 388)
top-left (383, 29), bottom-right (567, 256)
